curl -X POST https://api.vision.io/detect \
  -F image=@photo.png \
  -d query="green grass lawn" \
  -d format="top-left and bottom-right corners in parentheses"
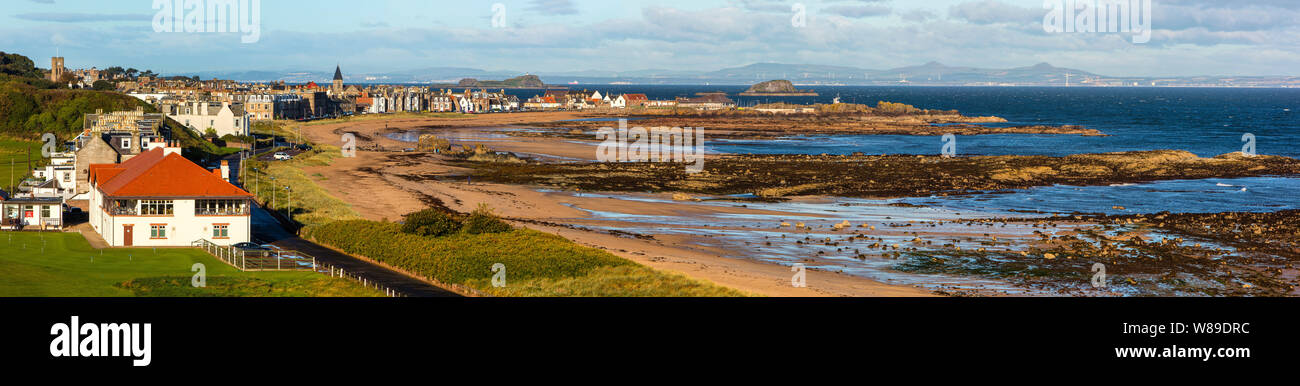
top-left (0, 139), bottom-right (39, 191)
top-left (0, 232), bottom-right (381, 297)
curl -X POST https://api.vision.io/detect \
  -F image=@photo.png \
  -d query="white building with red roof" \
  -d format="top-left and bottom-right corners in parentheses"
top-left (88, 146), bottom-right (253, 247)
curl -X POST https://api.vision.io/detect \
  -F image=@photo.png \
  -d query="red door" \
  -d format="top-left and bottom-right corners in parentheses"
top-left (123, 225), bottom-right (134, 247)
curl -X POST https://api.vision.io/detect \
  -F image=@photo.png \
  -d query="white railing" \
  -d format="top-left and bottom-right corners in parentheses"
top-left (191, 239), bottom-right (405, 297)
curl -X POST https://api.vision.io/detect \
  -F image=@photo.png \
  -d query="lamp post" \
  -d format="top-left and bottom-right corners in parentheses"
top-left (284, 186), bottom-right (292, 222)
top-left (269, 176), bottom-right (277, 210)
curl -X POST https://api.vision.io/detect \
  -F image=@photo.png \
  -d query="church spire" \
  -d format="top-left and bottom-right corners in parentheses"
top-left (333, 64), bottom-right (343, 81)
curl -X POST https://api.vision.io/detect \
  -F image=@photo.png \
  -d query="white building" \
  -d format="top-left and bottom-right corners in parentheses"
top-left (163, 101), bottom-right (251, 137)
top-left (0, 196), bottom-right (63, 230)
top-left (31, 151), bottom-right (77, 199)
top-left (88, 146), bottom-right (253, 247)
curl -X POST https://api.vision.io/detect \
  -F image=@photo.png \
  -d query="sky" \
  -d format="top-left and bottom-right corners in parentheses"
top-left (2, 0), bottom-right (1297, 77)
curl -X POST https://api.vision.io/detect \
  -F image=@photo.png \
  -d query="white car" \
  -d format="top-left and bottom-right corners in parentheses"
top-left (273, 152), bottom-right (292, 161)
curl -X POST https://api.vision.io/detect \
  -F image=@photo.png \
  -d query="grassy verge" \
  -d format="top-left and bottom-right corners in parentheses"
top-left (0, 138), bottom-right (39, 191)
top-left (305, 220), bottom-right (746, 297)
top-left (0, 232), bottom-right (381, 297)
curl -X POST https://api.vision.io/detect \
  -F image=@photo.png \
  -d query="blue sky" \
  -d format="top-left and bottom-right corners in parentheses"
top-left (3, 0), bottom-right (1297, 77)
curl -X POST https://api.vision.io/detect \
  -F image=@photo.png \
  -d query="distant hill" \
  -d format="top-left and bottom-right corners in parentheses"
top-left (179, 61), bottom-right (1298, 87)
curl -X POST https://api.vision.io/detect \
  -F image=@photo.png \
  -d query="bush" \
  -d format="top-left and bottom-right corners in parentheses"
top-left (461, 204), bottom-right (512, 234)
top-left (401, 208), bottom-right (462, 237)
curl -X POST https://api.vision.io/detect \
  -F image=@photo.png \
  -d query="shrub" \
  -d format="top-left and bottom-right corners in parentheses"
top-left (462, 204), bottom-right (512, 234)
top-left (401, 208), bottom-right (462, 237)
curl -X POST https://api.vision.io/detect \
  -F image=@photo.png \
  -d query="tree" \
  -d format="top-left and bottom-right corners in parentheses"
top-left (102, 66), bottom-right (125, 80)
top-left (91, 80), bottom-right (114, 91)
top-left (0, 52), bottom-right (42, 79)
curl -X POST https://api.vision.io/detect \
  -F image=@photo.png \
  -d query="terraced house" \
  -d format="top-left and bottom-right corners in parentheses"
top-left (88, 146), bottom-right (253, 247)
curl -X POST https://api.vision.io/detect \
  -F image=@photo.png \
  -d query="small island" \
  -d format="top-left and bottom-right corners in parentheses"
top-left (739, 79), bottom-right (819, 96)
top-left (452, 74), bottom-right (551, 89)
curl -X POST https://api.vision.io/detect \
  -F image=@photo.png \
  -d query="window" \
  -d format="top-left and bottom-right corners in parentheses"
top-left (41, 206), bottom-right (52, 219)
top-left (121, 138), bottom-right (131, 149)
top-left (213, 224), bottom-right (230, 239)
top-left (150, 224), bottom-right (167, 239)
top-left (196, 199), bottom-right (247, 216)
top-left (140, 200), bottom-right (174, 216)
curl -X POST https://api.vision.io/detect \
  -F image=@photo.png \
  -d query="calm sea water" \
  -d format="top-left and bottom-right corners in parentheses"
top-left (517, 86), bottom-right (1300, 158)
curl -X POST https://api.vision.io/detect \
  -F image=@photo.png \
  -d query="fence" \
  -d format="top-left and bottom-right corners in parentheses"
top-left (191, 239), bottom-right (406, 297)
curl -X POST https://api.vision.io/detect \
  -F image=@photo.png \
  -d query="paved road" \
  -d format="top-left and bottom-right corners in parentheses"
top-left (271, 237), bottom-right (461, 297)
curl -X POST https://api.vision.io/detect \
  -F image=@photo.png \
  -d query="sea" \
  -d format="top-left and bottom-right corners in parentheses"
top-left (509, 86), bottom-right (1300, 215)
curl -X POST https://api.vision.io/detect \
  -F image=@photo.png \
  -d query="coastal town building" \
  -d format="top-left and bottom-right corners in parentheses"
top-left (73, 108), bottom-right (171, 199)
top-left (88, 146), bottom-right (252, 247)
top-left (0, 196), bottom-right (63, 230)
top-left (161, 101), bottom-right (251, 137)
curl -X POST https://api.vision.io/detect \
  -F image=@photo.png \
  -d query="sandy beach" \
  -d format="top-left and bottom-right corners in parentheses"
top-left (296, 113), bottom-right (939, 296)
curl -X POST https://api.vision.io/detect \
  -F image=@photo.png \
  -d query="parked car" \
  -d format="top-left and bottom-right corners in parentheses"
top-left (273, 152), bottom-right (292, 161)
top-left (232, 242), bottom-right (273, 257)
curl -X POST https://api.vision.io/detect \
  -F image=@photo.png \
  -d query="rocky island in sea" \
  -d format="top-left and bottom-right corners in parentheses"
top-left (738, 79), bottom-right (819, 96)
top-left (445, 74), bottom-right (558, 89)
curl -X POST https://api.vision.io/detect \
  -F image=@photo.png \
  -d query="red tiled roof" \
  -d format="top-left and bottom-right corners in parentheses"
top-left (93, 148), bottom-right (252, 198)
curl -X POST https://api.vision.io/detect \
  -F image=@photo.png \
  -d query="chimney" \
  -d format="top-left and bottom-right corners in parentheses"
top-left (219, 160), bottom-right (230, 182)
top-left (130, 131), bottom-right (142, 154)
top-left (163, 140), bottom-right (182, 157)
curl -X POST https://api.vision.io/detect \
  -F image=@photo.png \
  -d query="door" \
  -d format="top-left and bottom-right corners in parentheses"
top-left (123, 225), bottom-right (134, 247)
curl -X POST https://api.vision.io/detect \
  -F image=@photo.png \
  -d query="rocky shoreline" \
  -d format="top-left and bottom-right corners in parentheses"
top-left (523, 113), bottom-right (1103, 138)
top-left (465, 150), bottom-right (1300, 200)
top-left (892, 209), bottom-right (1300, 296)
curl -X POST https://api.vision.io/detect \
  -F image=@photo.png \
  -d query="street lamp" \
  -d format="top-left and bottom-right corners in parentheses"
top-left (269, 176), bottom-right (277, 209)
top-left (284, 186), bottom-right (292, 222)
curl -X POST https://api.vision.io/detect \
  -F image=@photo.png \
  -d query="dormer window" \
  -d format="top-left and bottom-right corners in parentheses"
top-left (121, 138), bottom-right (131, 148)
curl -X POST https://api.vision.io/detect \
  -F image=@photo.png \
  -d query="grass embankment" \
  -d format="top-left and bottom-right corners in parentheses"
top-left (1, 138), bottom-right (39, 191)
top-left (306, 218), bottom-right (745, 297)
top-left (0, 232), bottom-right (380, 297)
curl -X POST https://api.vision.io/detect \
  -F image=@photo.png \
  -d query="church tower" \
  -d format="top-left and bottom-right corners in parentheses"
top-left (50, 56), bottom-right (66, 82)
top-left (331, 64), bottom-right (344, 95)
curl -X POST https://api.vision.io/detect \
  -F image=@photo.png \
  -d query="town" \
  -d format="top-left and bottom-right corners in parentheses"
top-left (3, 55), bottom-right (746, 252)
